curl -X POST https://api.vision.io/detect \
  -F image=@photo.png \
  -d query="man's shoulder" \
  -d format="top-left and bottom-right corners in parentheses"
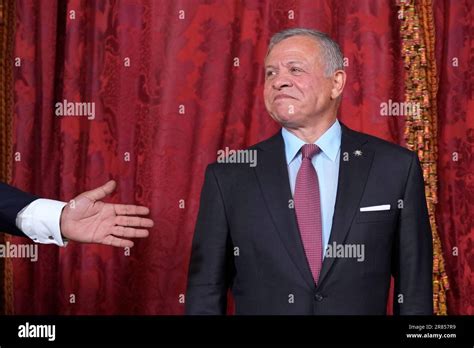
top-left (343, 125), bottom-right (415, 162)
top-left (247, 131), bottom-right (282, 151)
top-left (207, 124), bottom-right (417, 174)
top-left (207, 131), bottom-right (281, 171)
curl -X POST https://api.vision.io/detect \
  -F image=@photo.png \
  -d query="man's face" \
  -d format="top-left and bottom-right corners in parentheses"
top-left (263, 36), bottom-right (337, 128)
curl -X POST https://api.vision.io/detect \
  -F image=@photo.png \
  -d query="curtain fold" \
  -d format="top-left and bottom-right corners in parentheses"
top-left (0, 0), bottom-right (16, 315)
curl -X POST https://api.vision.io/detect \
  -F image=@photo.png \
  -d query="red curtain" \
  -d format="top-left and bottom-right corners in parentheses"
top-left (433, 0), bottom-right (474, 314)
top-left (10, 0), bottom-right (473, 314)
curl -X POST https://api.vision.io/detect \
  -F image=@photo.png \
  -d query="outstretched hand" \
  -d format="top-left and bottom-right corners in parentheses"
top-left (59, 180), bottom-right (153, 247)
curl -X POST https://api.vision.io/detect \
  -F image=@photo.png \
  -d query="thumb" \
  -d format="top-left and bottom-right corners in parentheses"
top-left (81, 180), bottom-right (117, 202)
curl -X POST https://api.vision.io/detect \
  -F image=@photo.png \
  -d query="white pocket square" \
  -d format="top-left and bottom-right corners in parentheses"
top-left (360, 204), bottom-right (391, 212)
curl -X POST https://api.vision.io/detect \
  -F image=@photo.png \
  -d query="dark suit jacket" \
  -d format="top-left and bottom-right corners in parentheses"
top-left (0, 182), bottom-right (37, 237)
top-left (185, 123), bottom-right (433, 315)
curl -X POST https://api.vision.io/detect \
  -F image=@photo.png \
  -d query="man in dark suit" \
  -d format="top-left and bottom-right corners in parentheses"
top-left (0, 180), bottom-right (153, 247)
top-left (185, 28), bottom-right (433, 315)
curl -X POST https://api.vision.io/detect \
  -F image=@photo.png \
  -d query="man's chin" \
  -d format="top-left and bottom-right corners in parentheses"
top-left (269, 112), bottom-right (301, 127)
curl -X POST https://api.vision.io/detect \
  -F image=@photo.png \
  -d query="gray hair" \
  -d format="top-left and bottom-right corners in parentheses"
top-left (267, 28), bottom-right (344, 77)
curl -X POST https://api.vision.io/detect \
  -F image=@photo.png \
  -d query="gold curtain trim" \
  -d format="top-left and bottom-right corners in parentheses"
top-left (397, 0), bottom-right (450, 315)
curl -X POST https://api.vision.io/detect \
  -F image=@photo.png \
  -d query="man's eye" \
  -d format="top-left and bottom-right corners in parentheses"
top-left (266, 71), bottom-right (276, 77)
top-left (290, 67), bottom-right (303, 73)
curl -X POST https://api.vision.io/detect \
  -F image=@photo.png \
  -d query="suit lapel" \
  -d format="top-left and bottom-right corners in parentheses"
top-left (254, 132), bottom-right (316, 290)
top-left (254, 124), bottom-right (374, 290)
top-left (317, 124), bottom-right (374, 287)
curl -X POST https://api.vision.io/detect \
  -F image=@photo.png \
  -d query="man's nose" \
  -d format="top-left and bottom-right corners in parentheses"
top-left (272, 75), bottom-right (293, 90)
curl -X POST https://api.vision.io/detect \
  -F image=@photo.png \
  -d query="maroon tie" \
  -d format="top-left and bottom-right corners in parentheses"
top-left (294, 144), bottom-right (323, 285)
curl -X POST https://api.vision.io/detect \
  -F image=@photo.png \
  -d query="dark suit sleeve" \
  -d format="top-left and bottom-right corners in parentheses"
top-left (392, 152), bottom-right (433, 315)
top-left (0, 182), bottom-right (38, 237)
top-left (185, 165), bottom-right (233, 315)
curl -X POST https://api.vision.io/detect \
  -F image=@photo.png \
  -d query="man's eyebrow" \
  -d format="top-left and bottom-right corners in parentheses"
top-left (264, 61), bottom-right (307, 69)
top-left (284, 60), bottom-right (306, 65)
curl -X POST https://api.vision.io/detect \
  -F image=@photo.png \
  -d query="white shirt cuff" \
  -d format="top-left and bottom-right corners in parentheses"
top-left (15, 199), bottom-right (68, 247)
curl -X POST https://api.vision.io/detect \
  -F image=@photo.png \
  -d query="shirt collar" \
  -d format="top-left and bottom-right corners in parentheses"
top-left (281, 119), bottom-right (342, 165)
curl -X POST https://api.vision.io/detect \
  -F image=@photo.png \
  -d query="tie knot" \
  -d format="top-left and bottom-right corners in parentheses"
top-left (301, 144), bottom-right (320, 160)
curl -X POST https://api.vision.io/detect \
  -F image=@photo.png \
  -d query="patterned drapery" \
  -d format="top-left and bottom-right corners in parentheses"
top-left (2, 0), bottom-right (472, 315)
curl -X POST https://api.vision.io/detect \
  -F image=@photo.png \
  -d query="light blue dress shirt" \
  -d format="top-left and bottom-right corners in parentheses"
top-left (281, 119), bottom-right (342, 259)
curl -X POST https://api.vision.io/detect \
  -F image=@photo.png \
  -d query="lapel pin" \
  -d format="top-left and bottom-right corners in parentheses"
top-left (353, 150), bottom-right (363, 157)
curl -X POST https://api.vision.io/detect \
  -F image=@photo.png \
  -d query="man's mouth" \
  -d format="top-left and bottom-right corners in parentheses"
top-left (273, 94), bottom-right (297, 101)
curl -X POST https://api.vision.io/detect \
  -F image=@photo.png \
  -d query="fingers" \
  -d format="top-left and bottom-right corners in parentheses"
top-left (99, 226), bottom-right (149, 248)
top-left (114, 204), bottom-right (150, 216)
top-left (112, 226), bottom-right (149, 238)
top-left (82, 180), bottom-right (117, 201)
top-left (115, 216), bottom-right (154, 228)
top-left (102, 235), bottom-right (134, 248)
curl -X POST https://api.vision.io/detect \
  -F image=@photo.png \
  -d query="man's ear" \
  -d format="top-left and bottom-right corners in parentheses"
top-left (330, 70), bottom-right (346, 99)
